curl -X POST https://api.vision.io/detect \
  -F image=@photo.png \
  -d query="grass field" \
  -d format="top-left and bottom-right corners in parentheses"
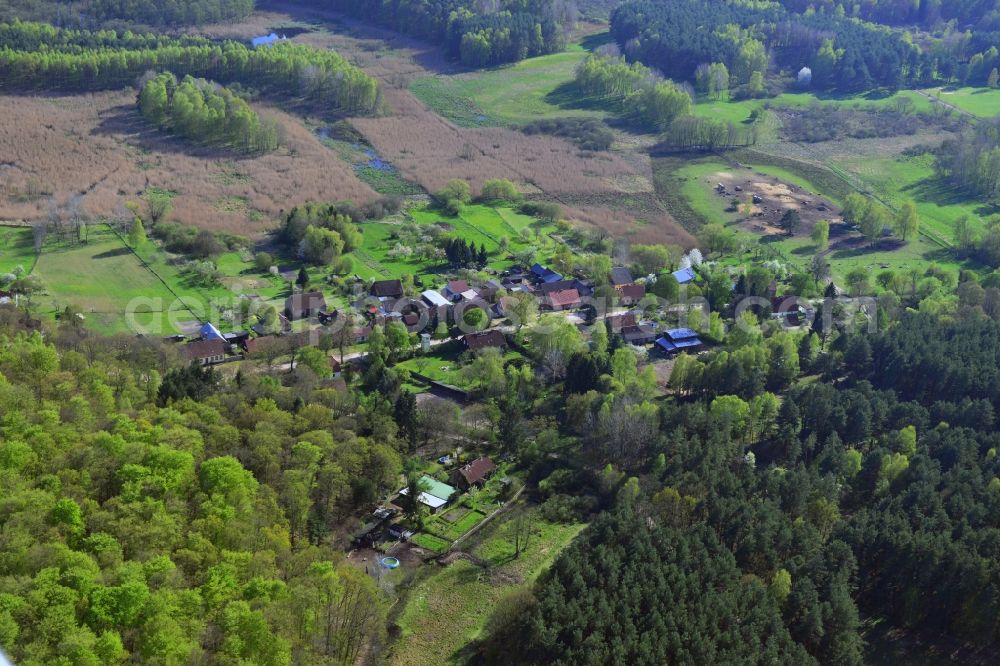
top-left (663, 158), bottom-right (964, 282)
top-left (0, 227), bottom-right (35, 274)
top-left (391, 508), bottom-right (585, 666)
top-left (28, 226), bottom-right (192, 334)
top-left (410, 42), bottom-right (606, 127)
top-left (921, 86), bottom-right (1000, 118)
top-left (359, 204), bottom-right (556, 280)
top-left (828, 152), bottom-right (995, 239)
top-left (691, 90), bottom-right (932, 125)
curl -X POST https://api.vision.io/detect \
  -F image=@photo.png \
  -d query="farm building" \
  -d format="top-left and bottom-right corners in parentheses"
top-left (450, 456), bottom-right (497, 491)
top-left (399, 475), bottom-right (456, 513)
top-left (285, 291), bottom-right (327, 320)
top-left (181, 339), bottom-right (226, 365)
top-left (370, 279), bottom-right (404, 300)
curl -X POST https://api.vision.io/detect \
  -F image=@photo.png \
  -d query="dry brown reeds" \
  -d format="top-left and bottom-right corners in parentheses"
top-left (0, 91), bottom-right (377, 234)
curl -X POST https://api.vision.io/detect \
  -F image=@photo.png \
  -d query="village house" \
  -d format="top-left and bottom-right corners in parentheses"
top-left (622, 323), bottom-right (658, 345)
top-left (284, 291), bottom-right (327, 321)
top-left (673, 267), bottom-right (697, 284)
top-left (655, 327), bottom-right (704, 355)
top-left (541, 288), bottom-right (581, 311)
top-left (462, 329), bottom-right (507, 352)
top-left (617, 283), bottom-right (646, 306)
top-left (398, 475), bottom-right (456, 514)
top-left (181, 339), bottom-right (226, 366)
top-left (610, 266), bottom-right (634, 286)
top-left (605, 312), bottom-right (638, 333)
top-left (444, 280), bottom-right (469, 301)
top-left (450, 456), bottom-right (497, 491)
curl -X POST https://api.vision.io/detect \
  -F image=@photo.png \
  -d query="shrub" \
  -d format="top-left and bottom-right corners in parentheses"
top-left (479, 178), bottom-right (521, 202)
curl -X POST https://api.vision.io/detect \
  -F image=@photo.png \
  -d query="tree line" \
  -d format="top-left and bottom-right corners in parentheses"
top-left (778, 0), bottom-right (1000, 32)
top-left (609, 0), bottom-right (995, 93)
top-left (139, 72), bottom-right (278, 153)
top-left (936, 118), bottom-right (1000, 202)
top-left (89, 0), bottom-right (254, 26)
top-left (280, 202), bottom-right (364, 267)
top-left (326, 0), bottom-right (570, 67)
top-left (0, 21), bottom-right (378, 114)
top-left (575, 52), bottom-right (691, 131)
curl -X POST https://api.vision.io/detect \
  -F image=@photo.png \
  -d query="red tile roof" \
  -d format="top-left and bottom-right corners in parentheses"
top-left (181, 339), bottom-right (225, 362)
top-left (463, 329), bottom-right (507, 351)
top-left (617, 284), bottom-right (646, 300)
top-left (454, 456), bottom-right (496, 486)
top-left (606, 312), bottom-right (638, 332)
top-left (545, 288), bottom-right (581, 308)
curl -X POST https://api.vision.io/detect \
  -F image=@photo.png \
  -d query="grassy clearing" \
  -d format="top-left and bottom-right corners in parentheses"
top-left (396, 347), bottom-right (523, 390)
top-left (29, 226), bottom-right (187, 334)
top-left (921, 86), bottom-right (1000, 118)
top-left (0, 226), bottom-right (35, 274)
top-left (662, 157), bottom-right (964, 281)
top-left (360, 204), bottom-right (557, 281)
top-left (827, 152), bottom-right (996, 240)
top-left (691, 90), bottom-right (932, 125)
top-left (396, 346), bottom-right (468, 387)
top-left (410, 40), bottom-right (608, 126)
top-left (391, 508), bottom-right (585, 666)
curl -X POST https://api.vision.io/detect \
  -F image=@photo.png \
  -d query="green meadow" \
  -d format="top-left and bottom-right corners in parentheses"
top-left (691, 89), bottom-right (932, 125)
top-left (921, 86), bottom-right (1000, 118)
top-left (410, 40), bottom-right (608, 126)
top-left (0, 226), bottom-right (36, 274)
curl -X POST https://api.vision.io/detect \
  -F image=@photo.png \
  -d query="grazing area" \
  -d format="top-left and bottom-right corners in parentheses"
top-left (410, 44), bottom-right (608, 127)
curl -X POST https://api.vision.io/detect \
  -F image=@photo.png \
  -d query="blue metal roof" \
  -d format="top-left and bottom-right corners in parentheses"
top-left (200, 322), bottom-right (225, 341)
top-left (672, 267), bottom-right (697, 284)
top-left (655, 337), bottom-right (677, 352)
top-left (665, 327), bottom-right (699, 341)
top-left (541, 272), bottom-right (564, 283)
top-left (672, 338), bottom-right (702, 349)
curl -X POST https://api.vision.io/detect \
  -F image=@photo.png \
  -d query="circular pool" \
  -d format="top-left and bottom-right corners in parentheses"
top-left (380, 556), bottom-right (400, 569)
